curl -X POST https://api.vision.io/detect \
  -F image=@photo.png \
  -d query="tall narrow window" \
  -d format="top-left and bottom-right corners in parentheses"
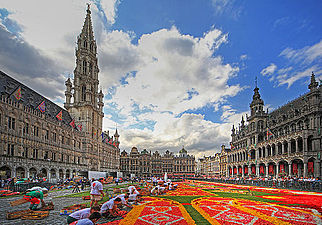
top-left (89, 62), bottom-right (93, 74)
top-left (82, 61), bottom-right (87, 74)
top-left (82, 86), bottom-right (86, 101)
top-left (83, 41), bottom-right (87, 48)
top-left (8, 116), bottom-right (15, 130)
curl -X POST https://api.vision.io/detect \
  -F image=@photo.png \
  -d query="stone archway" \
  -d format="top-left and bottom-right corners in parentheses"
top-left (59, 169), bottom-right (64, 179)
top-left (308, 158), bottom-right (315, 177)
top-left (244, 165), bottom-right (248, 176)
top-left (250, 164), bottom-right (256, 175)
top-left (291, 159), bottom-right (304, 177)
top-left (259, 163), bottom-right (266, 177)
top-left (0, 166), bottom-right (11, 179)
top-left (50, 169), bottom-right (56, 179)
top-left (39, 168), bottom-right (47, 178)
top-left (29, 168), bottom-right (37, 178)
top-left (233, 166), bottom-right (237, 176)
top-left (278, 161), bottom-right (288, 177)
top-left (267, 162), bottom-right (276, 177)
top-left (16, 167), bottom-right (25, 178)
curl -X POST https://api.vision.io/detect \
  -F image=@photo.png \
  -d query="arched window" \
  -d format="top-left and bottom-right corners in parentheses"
top-left (89, 62), bottom-right (93, 74)
top-left (82, 86), bottom-right (86, 101)
top-left (83, 41), bottom-right (87, 48)
top-left (82, 61), bottom-right (87, 74)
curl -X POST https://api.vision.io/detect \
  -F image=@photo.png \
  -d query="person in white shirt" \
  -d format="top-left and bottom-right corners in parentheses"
top-left (67, 206), bottom-right (100, 224)
top-left (100, 197), bottom-right (122, 217)
top-left (69, 212), bottom-right (101, 225)
top-left (128, 185), bottom-right (139, 195)
top-left (90, 180), bottom-right (104, 207)
top-left (114, 193), bottom-right (132, 208)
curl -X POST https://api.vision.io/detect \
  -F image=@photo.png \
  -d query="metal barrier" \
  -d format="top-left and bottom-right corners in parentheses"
top-left (8, 182), bottom-right (56, 192)
top-left (191, 178), bottom-right (322, 192)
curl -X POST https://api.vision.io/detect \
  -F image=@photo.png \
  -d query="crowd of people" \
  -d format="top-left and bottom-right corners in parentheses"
top-left (195, 176), bottom-right (322, 191)
top-left (64, 177), bottom-right (178, 225)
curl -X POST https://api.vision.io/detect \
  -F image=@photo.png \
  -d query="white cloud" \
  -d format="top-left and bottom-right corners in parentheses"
top-left (279, 40), bottom-right (322, 64)
top-left (266, 40), bottom-right (322, 88)
top-left (100, 0), bottom-right (120, 25)
top-left (277, 66), bottom-right (321, 88)
top-left (261, 63), bottom-right (277, 76)
top-left (0, 0), bottom-right (243, 157)
top-left (211, 0), bottom-right (243, 19)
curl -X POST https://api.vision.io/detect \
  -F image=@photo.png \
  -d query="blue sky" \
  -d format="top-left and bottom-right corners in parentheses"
top-left (0, 0), bottom-right (321, 158)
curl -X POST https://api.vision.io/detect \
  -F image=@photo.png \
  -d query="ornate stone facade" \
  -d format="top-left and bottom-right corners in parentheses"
top-left (197, 153), bottom-right (221, 177)
top-left (219, 145), bottom-right (230, 177)
top-left (0, 6), bottom-right (120, 180)
top-left (120, 147), bottom-right (195, 178)
top-left (227, 73), bottom-right (321, 178)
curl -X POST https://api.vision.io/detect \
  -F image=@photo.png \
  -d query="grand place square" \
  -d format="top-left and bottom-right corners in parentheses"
top-left (0, 1), bottom-right (321, 225)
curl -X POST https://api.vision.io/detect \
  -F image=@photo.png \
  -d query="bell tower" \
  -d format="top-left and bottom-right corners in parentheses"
top-left (64, 4), bottom-right (104, 137)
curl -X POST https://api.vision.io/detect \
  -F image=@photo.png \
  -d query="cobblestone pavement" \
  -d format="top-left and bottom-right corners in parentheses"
top-left (0, 184), bottom-right (118, 225)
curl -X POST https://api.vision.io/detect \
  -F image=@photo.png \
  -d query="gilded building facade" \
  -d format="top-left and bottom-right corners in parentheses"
top-left (219, 145), bottom-right (230, 177)
top-left (0, 6), bottom-right (120, 180)
top-left (197, 153), bottom-right (221, 177)
top-left (120, 147), bottom-right (195, 178)
top-left (227, 73), bottom-right (321, 178)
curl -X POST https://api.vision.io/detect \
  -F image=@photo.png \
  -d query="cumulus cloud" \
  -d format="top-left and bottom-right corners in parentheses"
top-left (0, 0), bottom-right (243, 158)
top-left (265, 40), bottom-right (322, 88)
top-left (261, 63), bottom-right (277, 76)
top-left (0, 0), bottom-right (121, 99)
top-left (100, 26), bottom-right (243, 156)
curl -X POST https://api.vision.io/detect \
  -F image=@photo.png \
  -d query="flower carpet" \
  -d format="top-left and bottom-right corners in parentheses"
top-left (102, 180), bottom-right (322, 225)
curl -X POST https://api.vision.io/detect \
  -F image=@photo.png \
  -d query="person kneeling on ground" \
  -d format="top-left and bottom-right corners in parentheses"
top-left (67, 206), bottom-right (100, 224)
top-left (69, 212), bottom-right (101, 225)
top-left (23, 189), bottom-right (48, 210)
top-left (128, 193), bottom-right (142, 204)
top-left (114, 193), bottom-right (133, 209)
top-left (100, 197), bottom-right (122, 217)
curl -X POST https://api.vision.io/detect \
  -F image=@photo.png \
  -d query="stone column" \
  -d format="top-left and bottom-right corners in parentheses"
top-left (295, 139), bottom-right (299, 153)
top-left (282, 143), bottom-right (285, 155)
top-left (289, 163), bottom-right (292, 176)
top-left (288, 141), bottom-right (291, 156)
top-left (303, 137), bottom-right (308, 153)
top-left (314, 160), bottom-right (320, 178)
top-left (256, 165), bottom-right (259, 177)
top-left (266, 165), bottom-right (269, 177)
top-left (304, 162), bottom-right (308, 178)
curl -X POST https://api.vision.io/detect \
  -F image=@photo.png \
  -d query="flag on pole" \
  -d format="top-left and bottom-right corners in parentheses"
top-left (69, 119), bottom-right (75, 128)
top-left (230, 143), bottom-right (235, 150)
top-left (266, 127), bottom-right (273, 139)
top-left (101, 132), bottom-right (104, 139)
top-left (77, 124), bottom-right (82, 131)
top-left (37, 101), bottom-right (45, 113)
top-left (12, 87), bottom-right (22, 100)
top-left (56, 110), bottom-right (62, 121)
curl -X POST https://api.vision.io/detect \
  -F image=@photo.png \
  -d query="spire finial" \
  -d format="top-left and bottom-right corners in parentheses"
top-left (87, 3), bottom-right (91, 11)
top-left (255, 76), bottom-right (257, 88)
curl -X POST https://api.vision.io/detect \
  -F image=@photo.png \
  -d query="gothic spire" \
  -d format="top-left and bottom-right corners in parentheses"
top-left (80, 3), bottom-right (95, 41)
top-left (308, 71), bottom-right (318, 91)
